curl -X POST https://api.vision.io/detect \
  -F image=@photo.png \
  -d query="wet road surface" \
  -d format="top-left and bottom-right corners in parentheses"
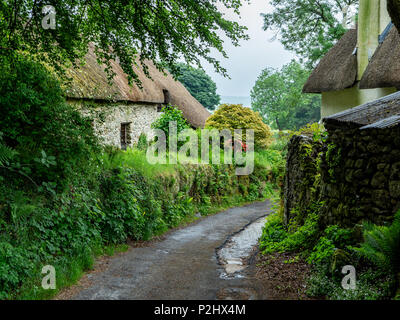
top-left (71, 200), bottom-right (271, 300)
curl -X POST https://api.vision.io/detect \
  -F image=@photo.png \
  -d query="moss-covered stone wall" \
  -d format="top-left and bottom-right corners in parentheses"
top-left (319, 123), bottom-right (400, 226)
top-left (283, 134), bottom-right (323, 226)
top-left (285, 125), bottom-right (400, 228)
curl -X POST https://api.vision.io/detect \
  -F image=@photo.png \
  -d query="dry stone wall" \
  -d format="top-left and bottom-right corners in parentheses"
top-left (320, 123), bottom-right (400, 226)
top-left (284, 125), bottom-right (400, 228)
top-left (283, 134), bottom-right (322, 225)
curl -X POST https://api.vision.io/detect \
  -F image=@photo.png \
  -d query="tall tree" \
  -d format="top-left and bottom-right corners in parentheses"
top-left (262, 0), bottom-right (358, 67)
top-left (0, 0), bottom-right (249, 86)
top-left (174, 63), bottom-right (220, 110)
top-left (251, 61), bottom-right (320, 131)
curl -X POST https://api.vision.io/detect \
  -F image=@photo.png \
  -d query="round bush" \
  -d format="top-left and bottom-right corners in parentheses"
top-left (205, 104), bottom-right (273, 150)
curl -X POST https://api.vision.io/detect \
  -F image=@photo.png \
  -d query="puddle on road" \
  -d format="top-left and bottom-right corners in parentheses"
top-left (217, 216), bottom-right (266, 279)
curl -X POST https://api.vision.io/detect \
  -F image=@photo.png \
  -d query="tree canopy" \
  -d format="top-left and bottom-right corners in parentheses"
top-left (173, 63), bottom-right (221, 111)
top-left (262, 0), bottom-right (358, 67)
top-left (251, 61), bottom-right (321, 131)
top-left (0, 0), bottom-right (249, 87)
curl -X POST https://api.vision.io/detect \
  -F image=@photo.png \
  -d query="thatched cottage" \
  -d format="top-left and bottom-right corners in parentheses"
top-left (65, 45), bottom-right (210, 149)
top-left (303, 0), bottom-right (399, 118)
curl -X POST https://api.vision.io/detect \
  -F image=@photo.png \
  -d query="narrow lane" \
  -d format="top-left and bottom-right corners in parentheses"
top-left (71, 200), bottom-right (271, 300)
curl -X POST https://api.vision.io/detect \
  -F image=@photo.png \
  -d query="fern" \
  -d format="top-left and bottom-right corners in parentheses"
top-left (0, 132), bottom-right (18, 167)
top-left (356, 212), bottom-right (400, 274)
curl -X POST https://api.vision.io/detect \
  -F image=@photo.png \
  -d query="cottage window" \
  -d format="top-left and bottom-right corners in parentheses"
top-left (120, 122), bottom-right (132, 150)
top-left (163, 89), bottom-right (170, 104)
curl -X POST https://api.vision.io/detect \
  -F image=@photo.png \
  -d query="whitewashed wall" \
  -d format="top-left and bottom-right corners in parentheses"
top-left (69, 100), bottom-right (161, 148)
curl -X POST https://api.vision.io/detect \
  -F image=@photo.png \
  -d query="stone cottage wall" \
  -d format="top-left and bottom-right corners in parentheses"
top-left (69, 100), bottom-right (161, 148)
top-left (285, 125), bottom-right (400, 228)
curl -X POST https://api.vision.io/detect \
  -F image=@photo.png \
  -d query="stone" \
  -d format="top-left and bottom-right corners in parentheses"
top-left (345, 159), bottom-right (355, 168)
top-left (372, 190), bottom-right (390, 209)
top-left (394, 137), bottom-right (400, 148)
top-left (367, 142), bottom-right (381, 154)
top-left (353, 169), bottom-right (365, 180)
top-left (389, 181), bottom-right (400, 199)
top-left (357, 143), bottom-right (367, 153)
top-left (345, 169), bottom-right (354, 183)
top-left (377, 163), bottom-right (386, 171)
top-left (355, 159), bottom-right (364, 169)
top-left (390, 149), bottom-right (400, 161)
top-left (359, 179), bottom-right (370, 186)
top-left (390, 162), bottom-right (400, 180)
top-left (371, 172), bottom-right (387, 188)
top-left (360, 188), bottom-right (372, 195)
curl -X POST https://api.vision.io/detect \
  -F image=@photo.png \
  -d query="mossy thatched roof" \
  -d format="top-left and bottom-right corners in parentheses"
top-left (323, 91), bottom-right (400, 128)
top-left (303, 29), bottom-right (358, 94)
top-left (65, 44), bottom-right (210, 128)
top-left (359, 27), bottom-right (400, 90)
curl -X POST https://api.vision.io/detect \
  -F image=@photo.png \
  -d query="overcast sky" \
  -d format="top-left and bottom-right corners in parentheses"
top-left (201, 0), bottom-right (295, 98)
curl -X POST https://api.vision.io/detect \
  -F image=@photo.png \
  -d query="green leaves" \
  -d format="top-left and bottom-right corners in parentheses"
top-left (0, 56), bottom-right (100, 189)
top-left (151, 105), bottom-right (190, 148)
top-left (251, 60), bottom-right (321, 130)
top-left (205, 104), bottom-right (273, 150)
top-left (262, 0), bottom-right (358, 68)
top-left (1, 0), bottom-right (249, 86)
top-left (34, 151), bottom-right (57, 168)
top-left (355, 212), bottom-right (400, 274)
top-left (172, 63), bottom-right (221, 110)
top-left (0, 132), bottom-right (18, 167)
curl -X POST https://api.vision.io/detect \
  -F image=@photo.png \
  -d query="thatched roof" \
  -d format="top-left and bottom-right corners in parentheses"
top-left (65, 45), bottom-right (210, 128)
top-left (359, 26), bottom-right (400, 90)
top-left (323, 91), bottom-right (400, 128)
top-left (303, 29), bottom-right (358, 94)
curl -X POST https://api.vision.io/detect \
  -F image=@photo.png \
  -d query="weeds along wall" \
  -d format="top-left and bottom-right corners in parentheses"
top-left (284, 124), bottom-right (400, 228)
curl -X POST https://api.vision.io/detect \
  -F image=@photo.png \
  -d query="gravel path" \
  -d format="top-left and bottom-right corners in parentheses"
top-left (69, 200), bottom-right (271, 300)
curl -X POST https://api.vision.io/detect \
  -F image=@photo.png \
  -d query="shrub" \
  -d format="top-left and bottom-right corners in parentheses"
top-left (355, 211), bottom-right (400, 275)
top-left (0, 55), bottom-right (100, 189)
top-left (205, 104), bottom-right (273, 150)
top-left (260, 211), bottom-right (320, 254)
top-left (307, 237), bottom-right (336, 265)
top-left (151, 105), bottom-right (190, 147)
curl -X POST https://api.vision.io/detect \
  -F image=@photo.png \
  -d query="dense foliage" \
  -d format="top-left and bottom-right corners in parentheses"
top-left (205, 104), bottom-right (273, 150)
top-left (251, 61), bottom-right (321, 130)
top-left (0, 55), bottom-right (100, 190)
top-left (262, 0), bottom-right (358, 67)
top-left (356, 213), bottom-right (400, 275)
top-left (0, 56), bottom-right (283, 299)
top-left (0, 0), bottom-right (248, 86)
top-left (173, 63), bottom-right (221, 111)
top-left (151, 105), bottom-right (190, 148)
